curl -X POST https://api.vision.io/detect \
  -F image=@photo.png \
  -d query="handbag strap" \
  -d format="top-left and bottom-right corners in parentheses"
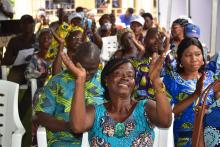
top-left (192, 80), bottom-right (220, 147)
top-left (195, 80), bottom-right (220, 110)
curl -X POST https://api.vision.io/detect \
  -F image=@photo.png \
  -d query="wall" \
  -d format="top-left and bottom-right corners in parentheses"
top-left (14, 0), bottom-right (33, 19)
top-left (190, 0), bottom-right (212, 53)
top-left (158, 0), bottom-right (168, 28)
top-left (14, 0), bottom-right (45, 19)
top-left (75, 0), bottom-right (95, 9)
top-left (158, 0), bottom-right (214, 54)
top-left (170, 0), bottom-right (186, 23)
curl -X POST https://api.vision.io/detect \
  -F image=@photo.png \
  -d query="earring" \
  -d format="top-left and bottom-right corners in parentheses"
top-left (180, 64), bottom-right (183, 68)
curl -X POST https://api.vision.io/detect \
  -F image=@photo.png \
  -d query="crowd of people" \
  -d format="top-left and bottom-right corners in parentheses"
top-left (1, 6), bottom-right (220, 147)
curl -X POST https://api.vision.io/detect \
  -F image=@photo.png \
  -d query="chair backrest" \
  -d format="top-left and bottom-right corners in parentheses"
top-left (153, 113), bottom-right (174, 147)
top-left (81, 132), bottom-right (90, 147)
top-left (1, 65), bottom-right (8, 80)
top-left (30, 78), bottom-right (37, 100)
top-left (0, 80), bottom-right (24, 146)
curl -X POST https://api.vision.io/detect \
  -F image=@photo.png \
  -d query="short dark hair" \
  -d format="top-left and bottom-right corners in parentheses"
top-left (172, 18), bottom-right (188, 27)
top-left (142, 12), bottom-right (153, 20)
top-left (127, 8), bottom-right (134, 14)
top-left (177, 37), bottom-right (205, 73)
top-left (38, 28), bottom-right (52, 39)
top-left (76, 6), bottom-right (84, 12)
top-left (99, 14), bottom-right (111, 25)
top-left (101, 58), bottom-right (132, 100)
top-left (73, 42), bottom-right (101, 62)
top-left (20, 14), bottom-right (35, 24)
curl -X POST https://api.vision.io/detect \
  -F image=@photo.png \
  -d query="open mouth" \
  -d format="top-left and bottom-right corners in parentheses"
top-left (118, 82), bottom-right (129, 88)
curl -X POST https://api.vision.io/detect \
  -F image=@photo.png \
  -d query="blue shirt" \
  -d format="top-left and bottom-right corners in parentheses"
top-left (206, 52), bottom-right (220, 78)
top-left (119, 14), bottom-right (131, 27)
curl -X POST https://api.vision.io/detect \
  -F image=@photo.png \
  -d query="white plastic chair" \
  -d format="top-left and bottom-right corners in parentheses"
top-left (30, 78), bottom-right (37, 100)
top-left (153, 113), bottom-right (174, 147)
top-left (37, 127), bottom-right (89, 147)
top-left (37, 126), bottom-right (47, 147)
top-left (0, 80), bottom-right (25, 147)
top-left (1, 65), bottom-right (9, 80)
top-left (1, 65), bottom-right (28, 89)
top-left (81, 132), bottom-right (90, 147)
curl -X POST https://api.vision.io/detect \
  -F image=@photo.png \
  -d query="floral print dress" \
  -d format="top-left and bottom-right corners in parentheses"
top-left (88, 100), bottom-right (155, 147)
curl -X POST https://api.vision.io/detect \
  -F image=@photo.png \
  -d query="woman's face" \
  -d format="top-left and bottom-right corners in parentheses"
top-left (180, 45), bottom-right (204, 72)
top-left (100, 19), bottom-right (112, 37)
top-left (66, 31), bottom-right (83, 53)
top-left (171, 23), bottom-right (184, 39)
top-left (39, 32), bottom-right (52, 50)
top-left (130, 21), bottom-right (143, 36)
top-left (106, 63), bottom-right (135, 97)
top-left (144, 17), bottom-right (153, 30)
top-left (145, 32), bottom-right (163, 55)
top-left (71, 17), bottom-right (82, 27)
top-left (121, 32), bottom-right (136, 50)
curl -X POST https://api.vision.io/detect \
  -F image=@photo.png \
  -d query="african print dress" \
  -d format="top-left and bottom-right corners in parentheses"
top-left (204, 98), bottom-right (220, 147)
top-left (163, 71), bottom-right (215, 147)
top-left (34, 70), bottom-right (104, 147)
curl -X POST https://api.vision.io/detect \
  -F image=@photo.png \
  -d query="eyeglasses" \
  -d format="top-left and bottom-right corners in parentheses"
top-left (71, 36), bottom-right (82, 39)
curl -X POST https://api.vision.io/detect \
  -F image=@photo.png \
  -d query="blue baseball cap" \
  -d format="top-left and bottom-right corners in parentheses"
top-left (185, 23), bottom-right (200, 39)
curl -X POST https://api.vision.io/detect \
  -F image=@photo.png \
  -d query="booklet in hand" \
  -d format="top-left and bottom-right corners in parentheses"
top-left (13, 48), bottom-right (35, 66)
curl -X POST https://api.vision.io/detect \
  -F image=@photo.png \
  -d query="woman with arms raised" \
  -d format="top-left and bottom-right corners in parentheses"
top-left (61, 52), bottom-right (172, 146)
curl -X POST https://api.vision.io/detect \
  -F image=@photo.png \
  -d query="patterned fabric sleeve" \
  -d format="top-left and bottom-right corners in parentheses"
top-left (85, 70), bottom-right (105, 105)
top-left (163, 74), bottom-right (178, 105)
top-left (34, 76), bottom-right (58, 115)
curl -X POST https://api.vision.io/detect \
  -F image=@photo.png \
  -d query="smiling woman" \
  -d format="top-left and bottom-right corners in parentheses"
top-left (62, 52), bottom-right (172, 146)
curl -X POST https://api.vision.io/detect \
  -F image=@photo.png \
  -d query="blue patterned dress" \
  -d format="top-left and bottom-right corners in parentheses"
top-left (204, 98), bottom-right (220, 147)
top-left (206, 52), bottom-right (220, 78)
top-left (88, 100), bottom-right (155, 147)
top-left (163, 71), bottom-right (215, 147)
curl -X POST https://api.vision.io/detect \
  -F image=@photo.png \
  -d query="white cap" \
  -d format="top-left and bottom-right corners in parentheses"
top-left (37, 10), bottom-right (46, 17)
top-left (178, 15), bottom-right (193, 23)
top-left (130, 15), bottom-right (145, 26)
top-left (68, 12), bottom-right (83, 22)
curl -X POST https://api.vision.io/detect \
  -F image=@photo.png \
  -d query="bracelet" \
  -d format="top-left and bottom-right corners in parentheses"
top-left (154, 83), bottom-right (166, 94)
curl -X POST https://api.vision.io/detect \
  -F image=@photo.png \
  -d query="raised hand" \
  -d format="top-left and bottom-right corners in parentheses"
top-left (84, 20), bottom-right (89, 32)
top-left (91, 19), bottom-right (97, 33)
top-left (149, 52), bottom-right (166, 82)
top-left (160, 27), bottom-right (170, 53)
top-left (60, 52), bottom-right (86, 81)
top-left (194, 72), bottom-right (206, 97)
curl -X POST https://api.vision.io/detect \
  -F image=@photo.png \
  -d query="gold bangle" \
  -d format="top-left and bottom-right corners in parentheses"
top-left (154, 83), bottom-right (166, 94)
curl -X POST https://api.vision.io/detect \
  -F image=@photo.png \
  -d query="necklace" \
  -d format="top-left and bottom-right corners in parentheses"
top-left (114, 122), bottom-right (126, 137)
